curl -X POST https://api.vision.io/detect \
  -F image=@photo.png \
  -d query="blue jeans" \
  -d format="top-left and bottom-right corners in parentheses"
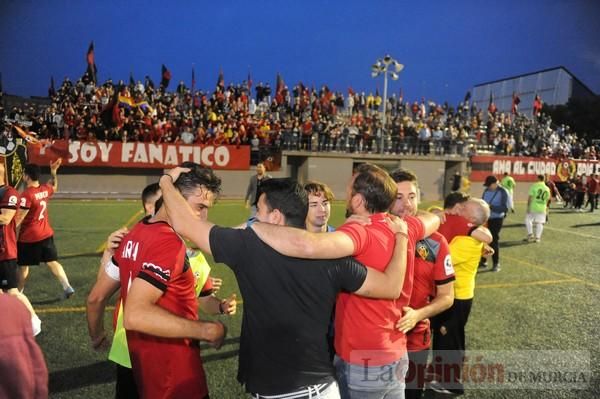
top-left (334, 355), bottom-right (409, 399)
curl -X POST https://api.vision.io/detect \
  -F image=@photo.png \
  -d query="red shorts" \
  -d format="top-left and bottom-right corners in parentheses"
top-left (130, 339), bottom-right (208, 399)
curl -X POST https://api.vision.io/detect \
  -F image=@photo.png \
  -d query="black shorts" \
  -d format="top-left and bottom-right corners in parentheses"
top-left (17, 236), bottom-right (59, 266)
top-left (0, 259), bottom-right (18, 290)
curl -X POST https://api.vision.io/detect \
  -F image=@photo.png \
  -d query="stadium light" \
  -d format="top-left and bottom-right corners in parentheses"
top-left (371, 54), bottom-right (403, 154)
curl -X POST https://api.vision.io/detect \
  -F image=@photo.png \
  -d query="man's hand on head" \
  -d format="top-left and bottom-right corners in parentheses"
top-left (163, 167), bottom-right (191, 183)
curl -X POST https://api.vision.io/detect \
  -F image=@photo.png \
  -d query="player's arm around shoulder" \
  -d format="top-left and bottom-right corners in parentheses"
top-left (251, 223), bottom-right (355, 259)
top-left (354, 215), bottom-right (408, 299)
top-left (415, 210), bottom-right (440, 239)
top-left (470, 226), bottom-right (492, 244)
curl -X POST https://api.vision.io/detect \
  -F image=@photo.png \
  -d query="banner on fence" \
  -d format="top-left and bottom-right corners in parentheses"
top-left (27, 140), bottom-right (251, 170)
top-left (470, 156), bottom-right (600, 182)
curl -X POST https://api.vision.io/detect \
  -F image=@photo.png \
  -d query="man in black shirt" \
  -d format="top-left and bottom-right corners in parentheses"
top-left (160, 172), bottom-right (409, 398)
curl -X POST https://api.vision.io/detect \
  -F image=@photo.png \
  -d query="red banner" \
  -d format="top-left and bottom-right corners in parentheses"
top-left (27, 140), bottom-right (250, 170)
top-left (470, 155), bottom-right (600, 182)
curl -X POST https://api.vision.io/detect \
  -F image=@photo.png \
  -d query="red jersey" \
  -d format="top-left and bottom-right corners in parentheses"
top-left (18, 184), bottom-right (54, 243)
top-left (335, 214), bottom-right (424, 366)
top-left (407, 232), bottom-right (454, 352)
top-left (0, 186), bottom-right (19, 261)
top-left (437, 214), bottom-right (476, 244)
top-left (113, 219), bottom-right (207, 399)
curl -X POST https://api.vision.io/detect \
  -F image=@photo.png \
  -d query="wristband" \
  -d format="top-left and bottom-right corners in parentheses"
top-left (161, 174), bottom-right (174, 182)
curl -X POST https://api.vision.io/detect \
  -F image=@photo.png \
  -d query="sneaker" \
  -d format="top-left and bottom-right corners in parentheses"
top-left (534, 238), bottom-right (541, 243)
top-left (491, 264), bottom-right (501, 272)
top-left (426, 380), bottom-right (463, 395)
top-left (478, 261), bottom-right (488, 269)
top-left (32, 316), bottom-right (42, 336)
top-left (63, 286), bottom-right (75, 299)
top-left (523, 235), bottom-right (535, 243)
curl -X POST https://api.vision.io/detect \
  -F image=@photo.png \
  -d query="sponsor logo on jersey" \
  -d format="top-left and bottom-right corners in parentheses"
top-left (142, 262), bottom-right (171, 282)
top-left (444, 254), bottom-right (454, 275)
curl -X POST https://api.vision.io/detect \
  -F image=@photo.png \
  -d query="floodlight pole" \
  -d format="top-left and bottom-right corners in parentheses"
top-left (371, 55), bottom-right (403, 154)
top-left (381, 71), bottom-right (388, 154)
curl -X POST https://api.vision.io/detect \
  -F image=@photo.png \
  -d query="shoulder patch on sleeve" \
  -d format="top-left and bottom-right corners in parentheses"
top-left (416, 237), bottom-right (440, 263)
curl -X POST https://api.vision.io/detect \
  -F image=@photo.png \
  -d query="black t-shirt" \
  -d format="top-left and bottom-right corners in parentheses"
top-left (209, 226), bottom-right (367, 395)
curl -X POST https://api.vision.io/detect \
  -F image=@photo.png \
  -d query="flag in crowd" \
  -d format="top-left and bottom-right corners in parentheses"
top-left (464, 90), bottom-right (471, 103)
top-left (533, 93), bottom-right (543, 117)
top-left (247, 71), bottom-right (252, 91)
top-left (276, 72), bottom-right (284, 94)
top-left (48, 76), bottom-right (56, 97)
top-left (488, 91), bottom-right (497, 114)
top-left (511, 92), bottom-right (521, 114)
top-left (160, 64), bottom-right (171, 90)
top-left (191, 65), bottom-right (196, 92)
top-left (85, 41), bottom-right (97, 84)
top-left (216, 68), bottom-right (224, 89)
top-left (129, 72), bottom-right (135, 89)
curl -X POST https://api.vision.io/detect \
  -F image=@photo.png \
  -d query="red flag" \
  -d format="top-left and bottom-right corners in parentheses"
top-left (160, 64), bottom-right (171, 89)
top-left (86, 41), bottom-right (95, 66)
top-left (276, 72), bottom-right (284, 94)
top-left (533, 94), bottom-right (543, 117)
top-left (247, 71), bottom-right (253, 91)
top-left (216, 68), bottom-right (224, 89)
top-left (511, 92), bottom-right (521, 115)
top-left (348, 86), bottom-right (354, 96)
top-left (488, 92), bottom-right (497, 114)
top-left (48, 76), bottom-right (56, 97)
top-left (86, 41), bottom-right (97, 84)
top-left (191, 66), bottom-right (196, 91)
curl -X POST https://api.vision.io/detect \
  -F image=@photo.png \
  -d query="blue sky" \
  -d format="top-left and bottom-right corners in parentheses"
top-left (1, 0), bottom-right (599, 105)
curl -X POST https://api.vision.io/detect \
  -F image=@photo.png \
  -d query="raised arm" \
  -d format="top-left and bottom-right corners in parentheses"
top-left (353, 215), bottom-right (408, 299)
top-left (159, 171), bottom-right (214, 255)
top-left (250, 222), bottom-right (355, 259)
top-left (49, 158), bottom-right (62, 192)
top-left (416, 210), bottom-right (441, 239)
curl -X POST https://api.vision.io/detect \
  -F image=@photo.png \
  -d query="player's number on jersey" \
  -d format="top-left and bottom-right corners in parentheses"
top-left (535, 189), bottom-right (549, 202)
top-left (38, 200), bottom-right (47, 221)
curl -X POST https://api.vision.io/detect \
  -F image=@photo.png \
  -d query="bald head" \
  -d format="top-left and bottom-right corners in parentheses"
top-left (463, 198), bottom-right (490, 226)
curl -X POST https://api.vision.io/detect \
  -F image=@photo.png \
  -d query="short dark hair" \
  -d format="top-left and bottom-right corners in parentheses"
top-left (155, 162), bottom-right (221, 211)
top-left (389, 168), bottom-right (418, 184)
top-left (304, 181), bottom-right (334, 202)
top-left (141, 183), bottom-right (160, 208)
top-left (444, 191), bottom-right (470, 209)
top-left (174, 162), bottom-right (222, 197)
top-left (24, 164), bottom-right (41, 181)
top-left (537, 175), bottom-right (545, 181)
top-left (260, 178), bottom-right (307, 228)
top-left (352, 163), bottom-right (397, 213)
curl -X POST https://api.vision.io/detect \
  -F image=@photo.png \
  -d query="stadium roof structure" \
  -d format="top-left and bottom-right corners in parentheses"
top-left (470, 66), bottom-right (597, 117)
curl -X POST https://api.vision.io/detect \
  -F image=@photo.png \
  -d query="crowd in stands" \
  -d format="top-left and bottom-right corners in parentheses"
top-left (1, 72), bottom-right (598, 161)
